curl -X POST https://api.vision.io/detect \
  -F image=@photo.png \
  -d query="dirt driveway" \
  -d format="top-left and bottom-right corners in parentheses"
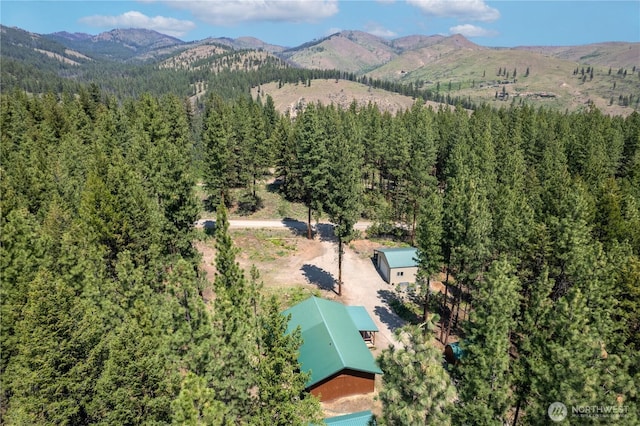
top-left (195, 219), bottom-right (405, 351)
top-left (285, 223), bottom-right (405, 352)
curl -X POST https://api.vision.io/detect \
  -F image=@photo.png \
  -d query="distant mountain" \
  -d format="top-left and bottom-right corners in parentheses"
top-left (387, 34), bottom-right (446, 51)
top-left (45, 28), bottom-right (185, 61)
top-left (281, 30), bottom-right (400, 73)
top-left (279, 30), bottom-right (638, 115)
top-left (2, 24), bottom-right (638, 115)
top-left (205, 36), bottom-right (286, 53)
top-left (282, 29), bottom-right (637, 78)
top-left (48, 31), bottom-right (93, 42)
top-left (513, 42), bottom-right (640, 68)
top-left (0, 25), bottom-right (93, 66)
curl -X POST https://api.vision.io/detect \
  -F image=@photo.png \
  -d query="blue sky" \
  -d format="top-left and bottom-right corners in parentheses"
top-left (2, 1), bottom-right (639, 48)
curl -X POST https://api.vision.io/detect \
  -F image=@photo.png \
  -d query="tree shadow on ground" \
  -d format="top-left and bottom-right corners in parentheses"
top-left (315, 223), bottom-right (335, 242)
top-left (267, 179), bottom-right (283, 193)
top-left (301, 264), bottom-right (336, 294)
top-left (281, 219), bottom-right (335, 242)
top-left (281, 218), bottom-right (308, 236)
top-left (201, 220), bottom-right (216, 236)
top-left (373, 305), bottom-right (405, 334)
top-left (377, 289), bottom-right (414, 329)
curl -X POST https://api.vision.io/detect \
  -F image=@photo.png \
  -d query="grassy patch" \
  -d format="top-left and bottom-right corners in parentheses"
top-left (231, 228), bottom-right (298, 262)
top-left (198, 178), bottom-right (309, 222)
top-left (263, 285), bottom-right (322, 310)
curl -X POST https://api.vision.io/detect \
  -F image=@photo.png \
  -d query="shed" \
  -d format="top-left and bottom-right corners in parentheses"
top-left (284, 297), bottom-right (382, 401)
top-left (373, 247), bottom-right (418, 285)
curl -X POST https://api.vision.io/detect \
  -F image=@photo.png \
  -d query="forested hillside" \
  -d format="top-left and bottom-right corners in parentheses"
top-left (2, 74), bottom-right (639, 422)
top-left (0, 90), bottom-right (323, 424)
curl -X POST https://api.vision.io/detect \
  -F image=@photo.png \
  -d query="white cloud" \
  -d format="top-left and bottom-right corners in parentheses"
top-left (79, 11), bottom-right (196, 37)
top-left (169, 0), bottom-right (339, 26)
top-left (449, 23), bottom-right (497, 37)
top-left (407, 0), bottom-right (500, 22)
top-left (364, 22), bottom-right (397, 38)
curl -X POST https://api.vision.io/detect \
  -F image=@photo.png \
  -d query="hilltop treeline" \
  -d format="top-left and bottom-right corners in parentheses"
top-left (2, 84), bottom-right (639, 424)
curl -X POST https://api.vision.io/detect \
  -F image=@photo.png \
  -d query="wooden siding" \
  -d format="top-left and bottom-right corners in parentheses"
top-left (308, 369), bottom-right (376, 401)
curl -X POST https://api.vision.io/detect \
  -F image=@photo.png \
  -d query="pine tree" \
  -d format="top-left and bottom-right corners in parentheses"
top-left (415, 190), bottom-right (444, 322)
top-left (4, 270), bottom-right (104, 425)
top-left (210, 202), bottom-right (259, 421)
top-left (453, 257), bottom-right (520, 425)
top-left (272, 115), bottom-right (296, 195)
top-left (405, 102), bottom-right (438, 243)
top-left (245, 100), bottom-right (271, 199)
top-left (90, 315), bottom-right (178, 424)
top-left (377, 321), bottom-right (456, 425)
top-left (511, 264), bottom-right (555, 425)
top-left (325, 106), bottom-right (362, 294)
top-left (294, 103), bottom-right (330, 239)
top-left (0, 207), bottom-right (44, 406)
top-left (524, 288), bottom-right (606, 424)
top-left (255, 296), bottom-right (323, 424)
top-left (166, 258), bottom-right (216, 377)
top-left (385, 112), bottom-right (411, 223)
top-left (154, 95), bottom-right (200, 258)
top-left (492, 110), bottom-right (534, 257)
top-left (202, 95), bottom-right (233, 207)
top-left (171, 372), bottom-right (226, 425)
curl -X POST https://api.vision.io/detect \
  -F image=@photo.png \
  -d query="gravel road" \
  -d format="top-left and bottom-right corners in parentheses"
top-left (194, 218), bottom-right (372, 232)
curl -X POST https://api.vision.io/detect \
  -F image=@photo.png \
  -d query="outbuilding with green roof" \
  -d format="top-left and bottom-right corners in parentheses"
top-left (373, 247), bottom-right (419, 284)
top-left (283, 297), bottom-right (382, 401)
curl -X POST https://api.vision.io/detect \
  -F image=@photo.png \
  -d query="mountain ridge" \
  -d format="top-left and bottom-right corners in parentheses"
top-left (35, 26), bottom-right (639, 68)
top-left (2, 25), bottom-right (638, 115)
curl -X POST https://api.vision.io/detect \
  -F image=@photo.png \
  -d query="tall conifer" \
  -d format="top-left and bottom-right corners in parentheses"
top-left (377, 321), bottom-right (456, 425)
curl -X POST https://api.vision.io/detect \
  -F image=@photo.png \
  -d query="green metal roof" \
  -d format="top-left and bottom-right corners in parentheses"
top-left (346, 306), bottom-right (378, 332)
top-left (376, 247), bottom-right (418, 268)
top-left (283, 297), bottom-right (382, 387)
top-left (324, 410), bottom-right (374, 425)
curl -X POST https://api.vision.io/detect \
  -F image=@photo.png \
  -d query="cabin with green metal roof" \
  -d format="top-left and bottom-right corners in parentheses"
top-left (373, 247), bottom-right (419, 284)
top-left (283, 297), bottom-right (382, 401)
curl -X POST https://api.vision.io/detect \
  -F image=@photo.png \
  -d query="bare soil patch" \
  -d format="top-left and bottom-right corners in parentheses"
top-left (252, 79), bottom-right (419, 117)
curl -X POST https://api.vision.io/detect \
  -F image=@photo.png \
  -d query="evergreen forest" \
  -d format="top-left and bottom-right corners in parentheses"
top-left (2, 72), bottom-right (640, 425)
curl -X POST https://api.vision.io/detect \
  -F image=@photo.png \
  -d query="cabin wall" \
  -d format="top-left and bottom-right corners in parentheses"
top-left (309, 369), bottom-right (376, 401)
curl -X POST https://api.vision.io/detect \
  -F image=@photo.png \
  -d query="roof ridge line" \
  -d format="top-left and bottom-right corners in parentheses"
top-left (313, 297), bottom-right (347, 369)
